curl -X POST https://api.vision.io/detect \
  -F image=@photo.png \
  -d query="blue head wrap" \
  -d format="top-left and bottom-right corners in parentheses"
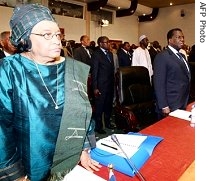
top-left (10, 4), bottom-right (56, 47)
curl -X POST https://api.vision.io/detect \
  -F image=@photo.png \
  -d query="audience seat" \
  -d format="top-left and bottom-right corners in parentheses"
top-left (114, 66), bottom-right (157, 132)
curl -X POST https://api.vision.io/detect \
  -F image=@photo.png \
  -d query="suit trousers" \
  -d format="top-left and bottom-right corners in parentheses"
top-left (93, 91), bottom-right (114, 130)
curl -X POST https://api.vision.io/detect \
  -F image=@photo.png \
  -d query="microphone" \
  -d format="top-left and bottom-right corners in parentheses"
top-left (111, 134), bottom-right (146, 181)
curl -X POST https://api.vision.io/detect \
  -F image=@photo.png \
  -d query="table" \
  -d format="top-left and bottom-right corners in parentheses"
top-left (178, 161), bottom-right (195, 181)
top-left (94, 115), bottom-right (195, 181)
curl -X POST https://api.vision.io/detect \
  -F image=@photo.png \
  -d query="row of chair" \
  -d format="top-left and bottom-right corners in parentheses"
top-left (89, 64), bottom-right (195, 133)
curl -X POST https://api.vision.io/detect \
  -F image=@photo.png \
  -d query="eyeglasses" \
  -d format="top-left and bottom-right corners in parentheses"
top-left (31, 32), bottom-right (61, 40)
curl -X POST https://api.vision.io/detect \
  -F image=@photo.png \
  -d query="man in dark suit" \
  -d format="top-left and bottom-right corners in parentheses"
top-left (0, 31), bottom-right (17, 58)
top-left (149, 40), bottom-right (161, 67)
top-left (91, 36), bottom-right (115, 134)
top-left (74, 35), bottom-right (94, 104)
top-left (117, 41), bottom-right (132, 67)
top-left (73, 35), bottom-right (93, 66)
top-left (153, 28), bottom-right (191, 120)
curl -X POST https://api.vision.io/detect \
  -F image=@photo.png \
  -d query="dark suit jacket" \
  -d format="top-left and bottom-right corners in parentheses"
top-left (91, 47), bottom-right (115, 94)
top-left (0, 50), bottom-right (6, 59)
top-left (117, 48), bottom-right (132, 67)
top-left (153, 47), bottom-right (191, 113)
top-left (73, 46), bottom-right (93, 66)
top-left (149, 46), bottom-right (160, 66)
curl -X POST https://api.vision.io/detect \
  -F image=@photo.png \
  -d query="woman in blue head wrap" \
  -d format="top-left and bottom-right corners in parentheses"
top-left (0, 4), bottom-right (101, 181)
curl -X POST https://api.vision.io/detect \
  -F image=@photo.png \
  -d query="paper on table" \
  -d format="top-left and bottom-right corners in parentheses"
top-left (96, 134), bottom-right (147, 159)
top-left (169, 109), bottom-right (191, 121)
top-left (63, 165), bottom-right (106, 181)
top-left (91, 133), bottom-right (163, 177)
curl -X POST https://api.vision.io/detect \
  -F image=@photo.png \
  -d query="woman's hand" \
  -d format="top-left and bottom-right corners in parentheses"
top-left (80, 149), bottom-right (102, 172)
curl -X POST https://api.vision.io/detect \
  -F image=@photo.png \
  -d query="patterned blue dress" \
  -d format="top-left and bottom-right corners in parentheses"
top-left (0, 54), bottom-right (92, 180)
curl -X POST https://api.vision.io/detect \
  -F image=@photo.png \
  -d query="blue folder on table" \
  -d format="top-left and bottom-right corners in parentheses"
top-left (90, 132), bottom-right (163, 177)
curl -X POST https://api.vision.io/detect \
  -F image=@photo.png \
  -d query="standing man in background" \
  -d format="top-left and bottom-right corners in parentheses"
top-left (149, 40), bottom-right (161, 67)
top-left (0, 31), bottom-right (17, 58)
top-left (74, 35), bottom-right (93, 66)
top-left (132, 35), bottom-right (153, 83)
top-left (117, 41), bottom-right (132, 67)
top-left (91, 36), bottom-right (115, 134)
top-left (153, 28), bottom-right (191, 120)
top-left (74, 35), bottom-right (94, 104)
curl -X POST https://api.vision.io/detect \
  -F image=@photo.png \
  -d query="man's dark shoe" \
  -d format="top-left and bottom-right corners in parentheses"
top-left (95, 129), bottom-right (107, 134)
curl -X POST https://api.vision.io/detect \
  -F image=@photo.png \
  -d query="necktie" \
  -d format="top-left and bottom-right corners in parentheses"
top-left (127, 51), bottom-right (131, 60)
top-left (106, 50), bottom-right (111, 62)
top-left (177, 53), bottom-right (189, 71)
top-left (85, 47), bottom-right (91, 58)
top-left (177, 52), bottom-right (184, 61)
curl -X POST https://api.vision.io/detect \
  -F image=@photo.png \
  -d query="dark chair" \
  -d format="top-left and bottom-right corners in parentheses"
top-left (114, 66), bottom-right (157, 132)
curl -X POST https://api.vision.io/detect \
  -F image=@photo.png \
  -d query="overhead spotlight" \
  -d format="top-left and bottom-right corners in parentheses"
top-left (99, 19), bottom-right (109, 27)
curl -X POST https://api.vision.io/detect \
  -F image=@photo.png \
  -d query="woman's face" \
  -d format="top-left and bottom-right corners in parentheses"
top-left (29, 20), bottom-right (62, 61)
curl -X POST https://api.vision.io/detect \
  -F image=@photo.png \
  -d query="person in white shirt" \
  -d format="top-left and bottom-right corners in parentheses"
top-left (132, 35), bottom-right (153, 83)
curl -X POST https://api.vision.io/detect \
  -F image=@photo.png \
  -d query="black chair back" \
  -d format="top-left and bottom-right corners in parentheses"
top-left (117, 66), bottom-right (152, 105)
top-left (114, 66), bottom-right (157, 132)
